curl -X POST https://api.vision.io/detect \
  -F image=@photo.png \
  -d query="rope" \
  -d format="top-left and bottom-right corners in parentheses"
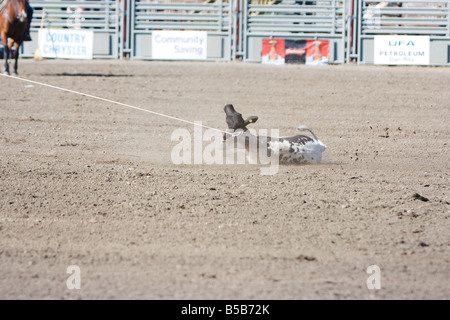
top-left (0, 73), bottom-right (228, 134)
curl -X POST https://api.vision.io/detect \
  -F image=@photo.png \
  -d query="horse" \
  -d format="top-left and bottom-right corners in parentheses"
top-left (0, 0), bottom-right (29, 75)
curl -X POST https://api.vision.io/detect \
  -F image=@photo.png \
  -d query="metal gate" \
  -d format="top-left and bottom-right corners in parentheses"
top-left (127, 0), bottom-right (233, 60)
top-left (20, 0), bottom-right (121, 59)
top-left (355, 0), bottom-right (450, 65)
top-left (240, 0), bottom-right (348, 63)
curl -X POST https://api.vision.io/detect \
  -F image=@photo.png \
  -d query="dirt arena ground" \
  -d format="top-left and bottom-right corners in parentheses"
top-left (0, 59), bottom-right (449, 300)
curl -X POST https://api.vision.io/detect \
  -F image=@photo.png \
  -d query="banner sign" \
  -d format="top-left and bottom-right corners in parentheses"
top-left (152, 31), bottom-right (207, 60)
top-left (374, 36), bottom-right (430, 65)
top-left (305, 40), bottom-right (329, 66)
top-left (38, 29), bottom-right (94, 59)
top-left (285, 40), bottom-right (306, 64)
top-left (262, 39), bottom-right (329, 65)
top-left (261, 39), bottom-right (285, 65)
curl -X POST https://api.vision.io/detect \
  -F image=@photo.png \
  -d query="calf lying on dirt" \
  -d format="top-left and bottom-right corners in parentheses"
top-left (223, 104), bottom-right (326, 164)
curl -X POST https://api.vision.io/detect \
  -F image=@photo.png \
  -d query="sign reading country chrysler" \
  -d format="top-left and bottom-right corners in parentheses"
top-left (39, 29), bottom-right (94, 59)
top-left (152, 31), bottom-right (207, 60)
top-left (374, 36), bottom-right (430, 65)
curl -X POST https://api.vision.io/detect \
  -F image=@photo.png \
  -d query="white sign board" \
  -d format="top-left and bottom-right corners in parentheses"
top-left (374, 36), bottom-right (430, 65)
top-left (38, 29), bottom-right (94, 59)
top-left (152, 31), bottom-right (207, 60)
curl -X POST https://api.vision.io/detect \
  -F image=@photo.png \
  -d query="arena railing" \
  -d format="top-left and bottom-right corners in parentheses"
top-left (241, 0), bottom-right (348, 63)
top-left (357, 0), bottom-right (450, 65)
top-left (8, 0), bottom-right (449, 65)
top-left (21, 0), bottom-right (121, 59)
top-left (129, 0), bottom-right (233, 60)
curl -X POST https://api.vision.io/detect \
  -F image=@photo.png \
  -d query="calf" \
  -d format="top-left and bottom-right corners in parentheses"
top-left (223, 104), bottom-right (326, 164)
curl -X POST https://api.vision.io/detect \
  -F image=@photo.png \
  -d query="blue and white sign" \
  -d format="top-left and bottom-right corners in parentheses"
top-left (152, 31), bottom-right (207, 60)
top-left (38, 29), bottom-right (94, 59)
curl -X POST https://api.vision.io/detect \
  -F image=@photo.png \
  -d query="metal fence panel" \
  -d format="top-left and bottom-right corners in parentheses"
top-left (357, 0), bottom-right (450, 65)
top-left (19, 0), bottom-right (121, 59)
top-left (242, 0), bottom-right (348, 63)
top-left (129, 0), bottom-right (233, 60)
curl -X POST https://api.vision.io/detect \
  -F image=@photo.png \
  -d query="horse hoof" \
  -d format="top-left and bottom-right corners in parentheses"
top-left (12, 72), bottom-right (18, 76)
top-left (3, 70), bottom-right (10, 76)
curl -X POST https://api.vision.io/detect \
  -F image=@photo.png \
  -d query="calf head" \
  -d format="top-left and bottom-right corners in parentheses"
top-left (223, 104), bottom-right (272, 162)
top-left (224, 104), bottom-right (258, 132)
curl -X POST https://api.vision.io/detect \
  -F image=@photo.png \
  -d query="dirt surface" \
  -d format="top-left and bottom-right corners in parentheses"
top-left (0, 59), bottom-right (449, 300)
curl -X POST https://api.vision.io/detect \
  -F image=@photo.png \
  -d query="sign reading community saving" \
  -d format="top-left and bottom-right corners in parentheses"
top-left (374, 36), bottom-right (430, 65)
top-left (152, 31), bottom-right (207, 60)
top-left (38, 29), bottom-right (94, 59)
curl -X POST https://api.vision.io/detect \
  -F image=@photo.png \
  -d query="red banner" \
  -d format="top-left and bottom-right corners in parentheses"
top-left (262, 39), bottom-right (329, 65)
top-left (305, 40), bottom-right (329, 65)
top-left (261, 39), bottom-right (285, 65)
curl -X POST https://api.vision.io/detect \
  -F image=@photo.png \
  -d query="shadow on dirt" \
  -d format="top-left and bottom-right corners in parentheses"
top-left (41, 72), bottom-right (134, 77)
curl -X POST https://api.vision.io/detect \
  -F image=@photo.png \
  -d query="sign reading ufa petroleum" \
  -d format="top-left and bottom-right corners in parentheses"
top-left (374, 36), bottom-right (430, 65)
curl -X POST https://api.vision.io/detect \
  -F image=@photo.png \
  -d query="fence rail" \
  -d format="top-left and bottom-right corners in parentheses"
top-left (133, 4), bottom-right (231, 31)
top-left (360, 1), bottom-right (449, 36)
top-left (246, 3), bottom-right (345, 35)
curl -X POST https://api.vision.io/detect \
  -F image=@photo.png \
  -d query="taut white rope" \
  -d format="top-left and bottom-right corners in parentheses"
top-left (0, 73), bottom-right (227, 134)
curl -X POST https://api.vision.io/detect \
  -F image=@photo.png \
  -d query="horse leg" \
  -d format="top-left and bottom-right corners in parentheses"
top-left (3, 45), bottom-right (10, 75)
top-left (13, 43), bottom-right (20, 76)
top-left (1, 34), bottom-right (9, 75)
